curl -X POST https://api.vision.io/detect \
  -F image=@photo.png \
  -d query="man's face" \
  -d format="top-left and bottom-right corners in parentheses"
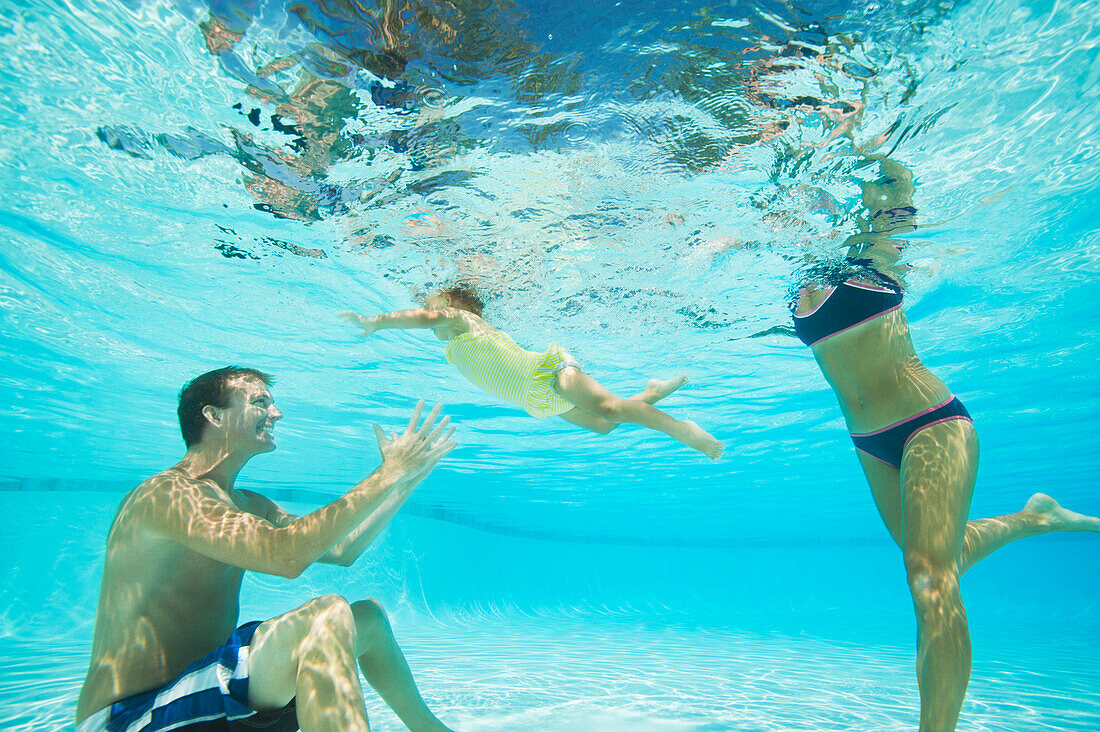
top-left (218, 378), bottom-right (283, 456)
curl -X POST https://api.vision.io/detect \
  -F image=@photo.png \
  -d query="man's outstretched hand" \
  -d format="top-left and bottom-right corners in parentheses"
top-left (374, 401), bottom-right (456, 489)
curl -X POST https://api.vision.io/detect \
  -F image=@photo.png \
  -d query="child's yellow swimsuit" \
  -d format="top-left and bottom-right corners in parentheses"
top-left (444, 329), bottom-right (577, 418)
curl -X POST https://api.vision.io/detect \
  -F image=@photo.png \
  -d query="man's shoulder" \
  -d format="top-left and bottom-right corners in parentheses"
top-left (234, 488), bottom-right (281, 522)
top-left (111, 470), bottom-right (232, 543)
top-left (131, 469), bottom-right (219, 500)
top-left (118, 470), bottom-right (223, 521)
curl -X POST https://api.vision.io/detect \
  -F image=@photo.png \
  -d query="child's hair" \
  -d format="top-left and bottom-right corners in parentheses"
top-left (437, 284), bottom-right (484, 315)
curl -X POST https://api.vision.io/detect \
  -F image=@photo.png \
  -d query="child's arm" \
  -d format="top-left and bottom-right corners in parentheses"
top-left (340, 308), bottom-right (462, 337)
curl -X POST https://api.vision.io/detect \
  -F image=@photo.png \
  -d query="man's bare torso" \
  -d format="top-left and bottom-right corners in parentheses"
top-left (75, 469), bottom-right (269, 722)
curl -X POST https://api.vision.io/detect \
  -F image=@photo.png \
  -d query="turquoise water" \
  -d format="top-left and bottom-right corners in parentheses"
top-left (2, 0), bottom-right (1099, 729)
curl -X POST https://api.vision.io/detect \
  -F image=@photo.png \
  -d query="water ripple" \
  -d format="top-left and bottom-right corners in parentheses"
top-left (4, 619), bottom-right (1096, 731)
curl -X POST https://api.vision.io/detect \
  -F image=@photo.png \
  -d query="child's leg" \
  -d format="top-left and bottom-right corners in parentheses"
top-left (554, 367), bottom-right (722, 459)
top-left (560, 376), bottom-right (689, 434)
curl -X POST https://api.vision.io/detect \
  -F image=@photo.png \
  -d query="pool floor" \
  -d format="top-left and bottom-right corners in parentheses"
top-left (3, 615), bottom-right (1097, 731)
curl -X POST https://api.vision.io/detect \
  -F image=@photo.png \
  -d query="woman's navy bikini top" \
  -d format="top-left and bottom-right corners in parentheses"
top-left (790, 261), bottom-right (904, 347)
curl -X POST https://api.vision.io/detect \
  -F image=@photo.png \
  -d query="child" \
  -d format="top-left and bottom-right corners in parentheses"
top-left (341, 285), bottom-right (723, 459)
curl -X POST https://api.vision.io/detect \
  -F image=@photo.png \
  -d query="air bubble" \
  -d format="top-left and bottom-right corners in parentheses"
top-left (419, 87), bottom-right (447, 109)
top-left (564, 121), bottom-right (591, 143)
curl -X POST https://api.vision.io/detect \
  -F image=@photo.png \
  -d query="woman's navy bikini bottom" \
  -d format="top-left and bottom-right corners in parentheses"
top-left (850, 396), bottom-right (972, 469)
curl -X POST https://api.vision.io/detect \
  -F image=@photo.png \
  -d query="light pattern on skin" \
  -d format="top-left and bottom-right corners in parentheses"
top-left (76, 382), bottom-right (456, 730)
top-left (795, 161), bottom-right (1100, 732)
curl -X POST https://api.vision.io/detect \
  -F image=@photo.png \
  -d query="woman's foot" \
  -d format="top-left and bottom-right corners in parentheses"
top-left (643, 375), bottom-right (690, 403)
top-left (1024, 493), bottom-right (1100, 532)
top-left (683, 421), bottom-right (723, 460)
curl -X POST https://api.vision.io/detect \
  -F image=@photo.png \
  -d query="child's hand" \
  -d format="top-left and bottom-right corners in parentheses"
top-left (340, 311), bottom-right (378, 337)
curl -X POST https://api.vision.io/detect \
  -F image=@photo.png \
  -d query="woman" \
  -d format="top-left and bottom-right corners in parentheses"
top-left (790, 159), bottom-right (1100, 731)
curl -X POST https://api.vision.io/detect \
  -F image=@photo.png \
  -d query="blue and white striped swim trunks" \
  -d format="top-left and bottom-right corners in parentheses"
top-left (77, 621), bottom-right (297, 732)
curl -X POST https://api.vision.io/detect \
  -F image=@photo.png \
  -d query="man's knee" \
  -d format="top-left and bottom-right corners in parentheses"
top-left (350, 599), bottom-right (391, 650)
top-left (351, 598), bottom-right (390, 629)
top-left (303, 594), bottom-right (356, 641)
top-left (248, 595), bottom-right (355, 709)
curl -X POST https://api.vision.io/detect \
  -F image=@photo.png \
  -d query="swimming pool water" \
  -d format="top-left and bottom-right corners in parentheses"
top-left (2, 0), bottom-right (1099, 728)
top-left (4, 617), bottom-right (1099, 731)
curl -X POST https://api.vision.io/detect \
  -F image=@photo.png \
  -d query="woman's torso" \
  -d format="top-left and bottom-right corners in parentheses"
top-left (792, 249), bottom-right (952, 432)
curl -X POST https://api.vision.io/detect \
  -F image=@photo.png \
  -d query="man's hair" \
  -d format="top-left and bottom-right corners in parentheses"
top-left (438, 284), bottom-right (484, 316)
top-left (177, 367), bottom-right (273, 447)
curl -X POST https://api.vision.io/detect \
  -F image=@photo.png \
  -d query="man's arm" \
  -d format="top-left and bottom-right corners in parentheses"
top-left (143, 403), bottom-right (454, 578)
top-left (252, 478), bottom-right (416, 566)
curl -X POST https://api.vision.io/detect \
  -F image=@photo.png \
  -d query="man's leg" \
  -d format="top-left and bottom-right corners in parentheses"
top-left (248, 594), bottom-right (369, 731)
top-left (351, 599), bottom-right (453, 732)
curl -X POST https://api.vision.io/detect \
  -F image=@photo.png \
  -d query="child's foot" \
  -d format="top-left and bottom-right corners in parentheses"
top-left (646, 375), bottom-right (689, 403)
top-left (683, 421), bottom-right (723, 460)
top-left (1024, 493), bottom-right (1100, 532)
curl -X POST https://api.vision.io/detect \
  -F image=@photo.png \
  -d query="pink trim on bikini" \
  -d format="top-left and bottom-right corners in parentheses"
top-left (793, 286), bottom-right (838, 318)
top-left (806, 303), bottom-right (901, 347)
top-left (794, 280), bottom-right (895, 320)
top-left (854, 446), bottom-right (897, 466)
top-left (850, 396), bottom-right (955, 437)
top-left (900, 415), bottom-right (973, 453)
top-left (843, 278), bottom-right (896, 293)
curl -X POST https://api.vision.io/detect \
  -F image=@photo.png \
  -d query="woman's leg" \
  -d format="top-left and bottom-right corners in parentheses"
top-left (858, 441), bottom-right (973, 732)
top-left (960, 493), bottom-right (1100, 574)
top-left (553, 367), bottom-right (722, 458)
top-left (899, 419), bottom-right (979, 732)
top-left (859, 428), bottom-right (1100, 732)
top-left (858, 449), bottom-right (1100, 575)
top-left (559, 375), bottom-right (689, 434)
top-left (857, 451), bottom-right (904, 546)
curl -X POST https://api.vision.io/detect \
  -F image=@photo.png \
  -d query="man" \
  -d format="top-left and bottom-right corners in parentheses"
top-left (75, 366), bottom-right (456, 731)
